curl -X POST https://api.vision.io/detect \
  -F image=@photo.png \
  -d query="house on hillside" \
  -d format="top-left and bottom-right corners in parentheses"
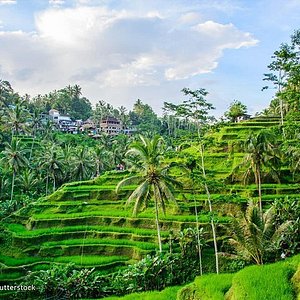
top-left (237, 114), bottom-right (251, 122)
top-left (100, 116), bottom-right (122, 135)
top-left (48, 109), bottom-right (77, 133)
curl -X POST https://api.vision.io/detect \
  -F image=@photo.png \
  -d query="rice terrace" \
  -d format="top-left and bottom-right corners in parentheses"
top-left (0, 1), bottom-right (300, 299)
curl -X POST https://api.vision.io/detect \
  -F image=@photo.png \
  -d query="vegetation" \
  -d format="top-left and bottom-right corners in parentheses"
top-left (1, 29), bottom-right (300, 299)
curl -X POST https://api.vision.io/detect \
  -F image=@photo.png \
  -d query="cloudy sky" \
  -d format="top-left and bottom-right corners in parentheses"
top-left (0, 0), bottom-right (299, 116)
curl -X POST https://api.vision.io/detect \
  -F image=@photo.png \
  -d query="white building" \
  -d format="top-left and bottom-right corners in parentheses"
top-left (49, 109), bottom-right (77, 133)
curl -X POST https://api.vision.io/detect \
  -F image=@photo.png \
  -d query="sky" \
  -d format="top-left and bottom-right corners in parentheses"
top-left (0, 0), bottom-right (300, 117)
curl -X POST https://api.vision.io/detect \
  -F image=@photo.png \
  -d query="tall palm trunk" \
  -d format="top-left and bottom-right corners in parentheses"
top-left (193, 189), bottom-right (203, 275)
top-left (10, 171), bottom-right (15, 201)
top-left (256, 167), bottom-right (263, 212)
top-left (46, 173), bottom-right (49, 196)
top-left (154, 197), bottom-right (162, 253)
top-left (200, 144), bottom-right (219, 274)
top-left (29, 129), bottom-right (36, 161)
top-left (53, 175), bottom-right (56, 192)
top-left (278, 70), bottom-right (284, 126)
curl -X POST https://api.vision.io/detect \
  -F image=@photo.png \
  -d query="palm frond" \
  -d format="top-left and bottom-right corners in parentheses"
top-left (115, 175), bottom-right (142, 194)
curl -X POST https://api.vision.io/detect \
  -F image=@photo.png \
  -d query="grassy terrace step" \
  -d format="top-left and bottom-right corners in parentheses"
top-left (226, 121), bottom-right (279, 128)
top-left (23, 215), bottom-right (221, 231)
top-left (25, 243), bottom-right (153, 259)
top-left (0, 255), bottom-right (130, 283)
top-left (0, 254), bottom-right (129, 268)
top-left (39, 238), bottom-right (164, 251)
top-left (38, 199), bottom-right (126, 206)
top-left (7, 224), bottom-right (170, 238)
top-left (63, 185), bottom-right (135, 191)
top-left (11, 230), bottom-right (158, 248)
top-left (27, 211), bottom-right (230, 223)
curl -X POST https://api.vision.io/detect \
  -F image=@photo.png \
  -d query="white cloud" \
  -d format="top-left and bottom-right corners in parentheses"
top-left (0, 4), bottom-right (258, 107)
top-left (0, 0), bottom-right (16, 5)
top-left (49, 0), bottom-right (65, 7)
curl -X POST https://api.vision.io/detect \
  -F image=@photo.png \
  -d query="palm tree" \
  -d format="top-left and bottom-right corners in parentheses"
top-left (4, 98), bottom-right (30, 139)
top-left (29, 108), bottom-right (43, 160)
top-left (60, 144), bottom-right (74, 182)
top-left (72, 147), bottom-right (94, 181)
top-left (199, 143), bottom-right (220, 274)
top-left (116, 135), bottom-right (180, 253)
top-left (185, 156), bottom-right (204, 275)
top-left (285, 143), bottom-right (300, 182)
top-left (93, 145), bottom-right (111, 177)
top-left (239, 131), bottom-right (281, 212)
top-left (41, 119), bottom-right (55, 141)
top-left (2, 139), bottom-right (28, 201)
top-left (39, 144), bottom-right (63, 193)
top-left (17, 168), bottom-right (39, 195)
top-left (228, 201), bottom-right (290, 265)
top-left (0, 80), bottom-right (13, 108)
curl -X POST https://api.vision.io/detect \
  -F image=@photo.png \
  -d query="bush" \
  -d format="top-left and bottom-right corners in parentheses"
top-left (226, 260), bottom-right (297, 300)
top-left (177, 273), bottom-right (233, 300)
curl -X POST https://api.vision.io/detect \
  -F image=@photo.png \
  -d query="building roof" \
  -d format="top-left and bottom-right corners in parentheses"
top-left (101, 116), bottom-right (120, 122)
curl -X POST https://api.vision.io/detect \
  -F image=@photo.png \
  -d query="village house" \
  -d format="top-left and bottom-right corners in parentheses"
top-left (100, 116), bottom-right (122, 135)
top-left (48, 109), bottom-right (78, 133)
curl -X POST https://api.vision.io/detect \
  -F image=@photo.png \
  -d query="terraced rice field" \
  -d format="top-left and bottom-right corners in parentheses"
top-left (1, 116), bottom-right (300, 288)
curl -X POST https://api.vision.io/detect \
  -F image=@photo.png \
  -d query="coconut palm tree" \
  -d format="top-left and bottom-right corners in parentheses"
top-left (29, 108), bottom-right (43, 160)
top-left (116, 135), bottom-right (181, 253)
top-left (5, 98), bottom-right (30, 139)
top-left (72, 147), bottom-right (94, 181)
top-left (93, 145), bottom-right (111, 177)
top-left (199, 143), bottom-right (220, 274)
top-left (240, 131), bottom-right (281, 212)
top-left (228, 201), bottom-right (291, 265)
top-left (39, 144), bottom-right (63, 194)
top-left (0, 80), bottom-right (13, 108)
top-left (1, 139), bottom-right (28, 201)
top-left (17, 168), bottom-right (39, 195)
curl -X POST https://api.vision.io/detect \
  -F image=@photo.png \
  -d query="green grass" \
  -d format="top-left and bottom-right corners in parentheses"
top-left (0, 271), bottom-right (24, 280)
top-left (177, 273), bottom-right (234, 300)
top-left (63, 185), bottom-right (136, 191)
top-left (0, 254), bottom-right (130, 267)
top-left (41, 238), bottom-right (165, 251)
top-left (101, 286), bottom-right (180, 300)
top-left (53, 255), bottom-right (129, 266)
top-left (30, 211), bottom-right (230, 223)
top-left (227, 259), bottom-right (298, 300)
top-left (0, 255), bottom-right (42, 266)
top-left (6, 223), bottom-right (170, 237)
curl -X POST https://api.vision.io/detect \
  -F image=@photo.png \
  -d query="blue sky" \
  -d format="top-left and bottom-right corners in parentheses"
top-left (0, 0), bottom-right (300, 116)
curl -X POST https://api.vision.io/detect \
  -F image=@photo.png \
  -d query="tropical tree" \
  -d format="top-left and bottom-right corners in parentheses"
top-left (1, 139), bottom-right (28, 201)
top-left (4, 98), bottom-right (30, 138)
top-left (238, 130), bottom-right (281, 212)
top-left (263, 43), bottom-right (296, 125)
top-left (72, 147), bottom-right (94, 181)
top-left (93, 145), bottom-right (111, 177)
top-left (224, 100), bottom-right (247, 122)
top-left (228, 201), bottom-right (291, 265)
top-left (17, 168), bottom-right (39, 195)
top-left (176, 88), bottom-right (219, 273)
top-left (116, 135), bottom-right (180, 253)
top-left (39, 144), bottom-right (63, 193)
top-left (0, 80), bottom-right (14, 108)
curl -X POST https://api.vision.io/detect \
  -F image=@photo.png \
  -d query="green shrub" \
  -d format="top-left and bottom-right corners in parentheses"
top-left (226, 260), bottom-right (297, 300)
top-left (177, 273), bottom-right (233, 300)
